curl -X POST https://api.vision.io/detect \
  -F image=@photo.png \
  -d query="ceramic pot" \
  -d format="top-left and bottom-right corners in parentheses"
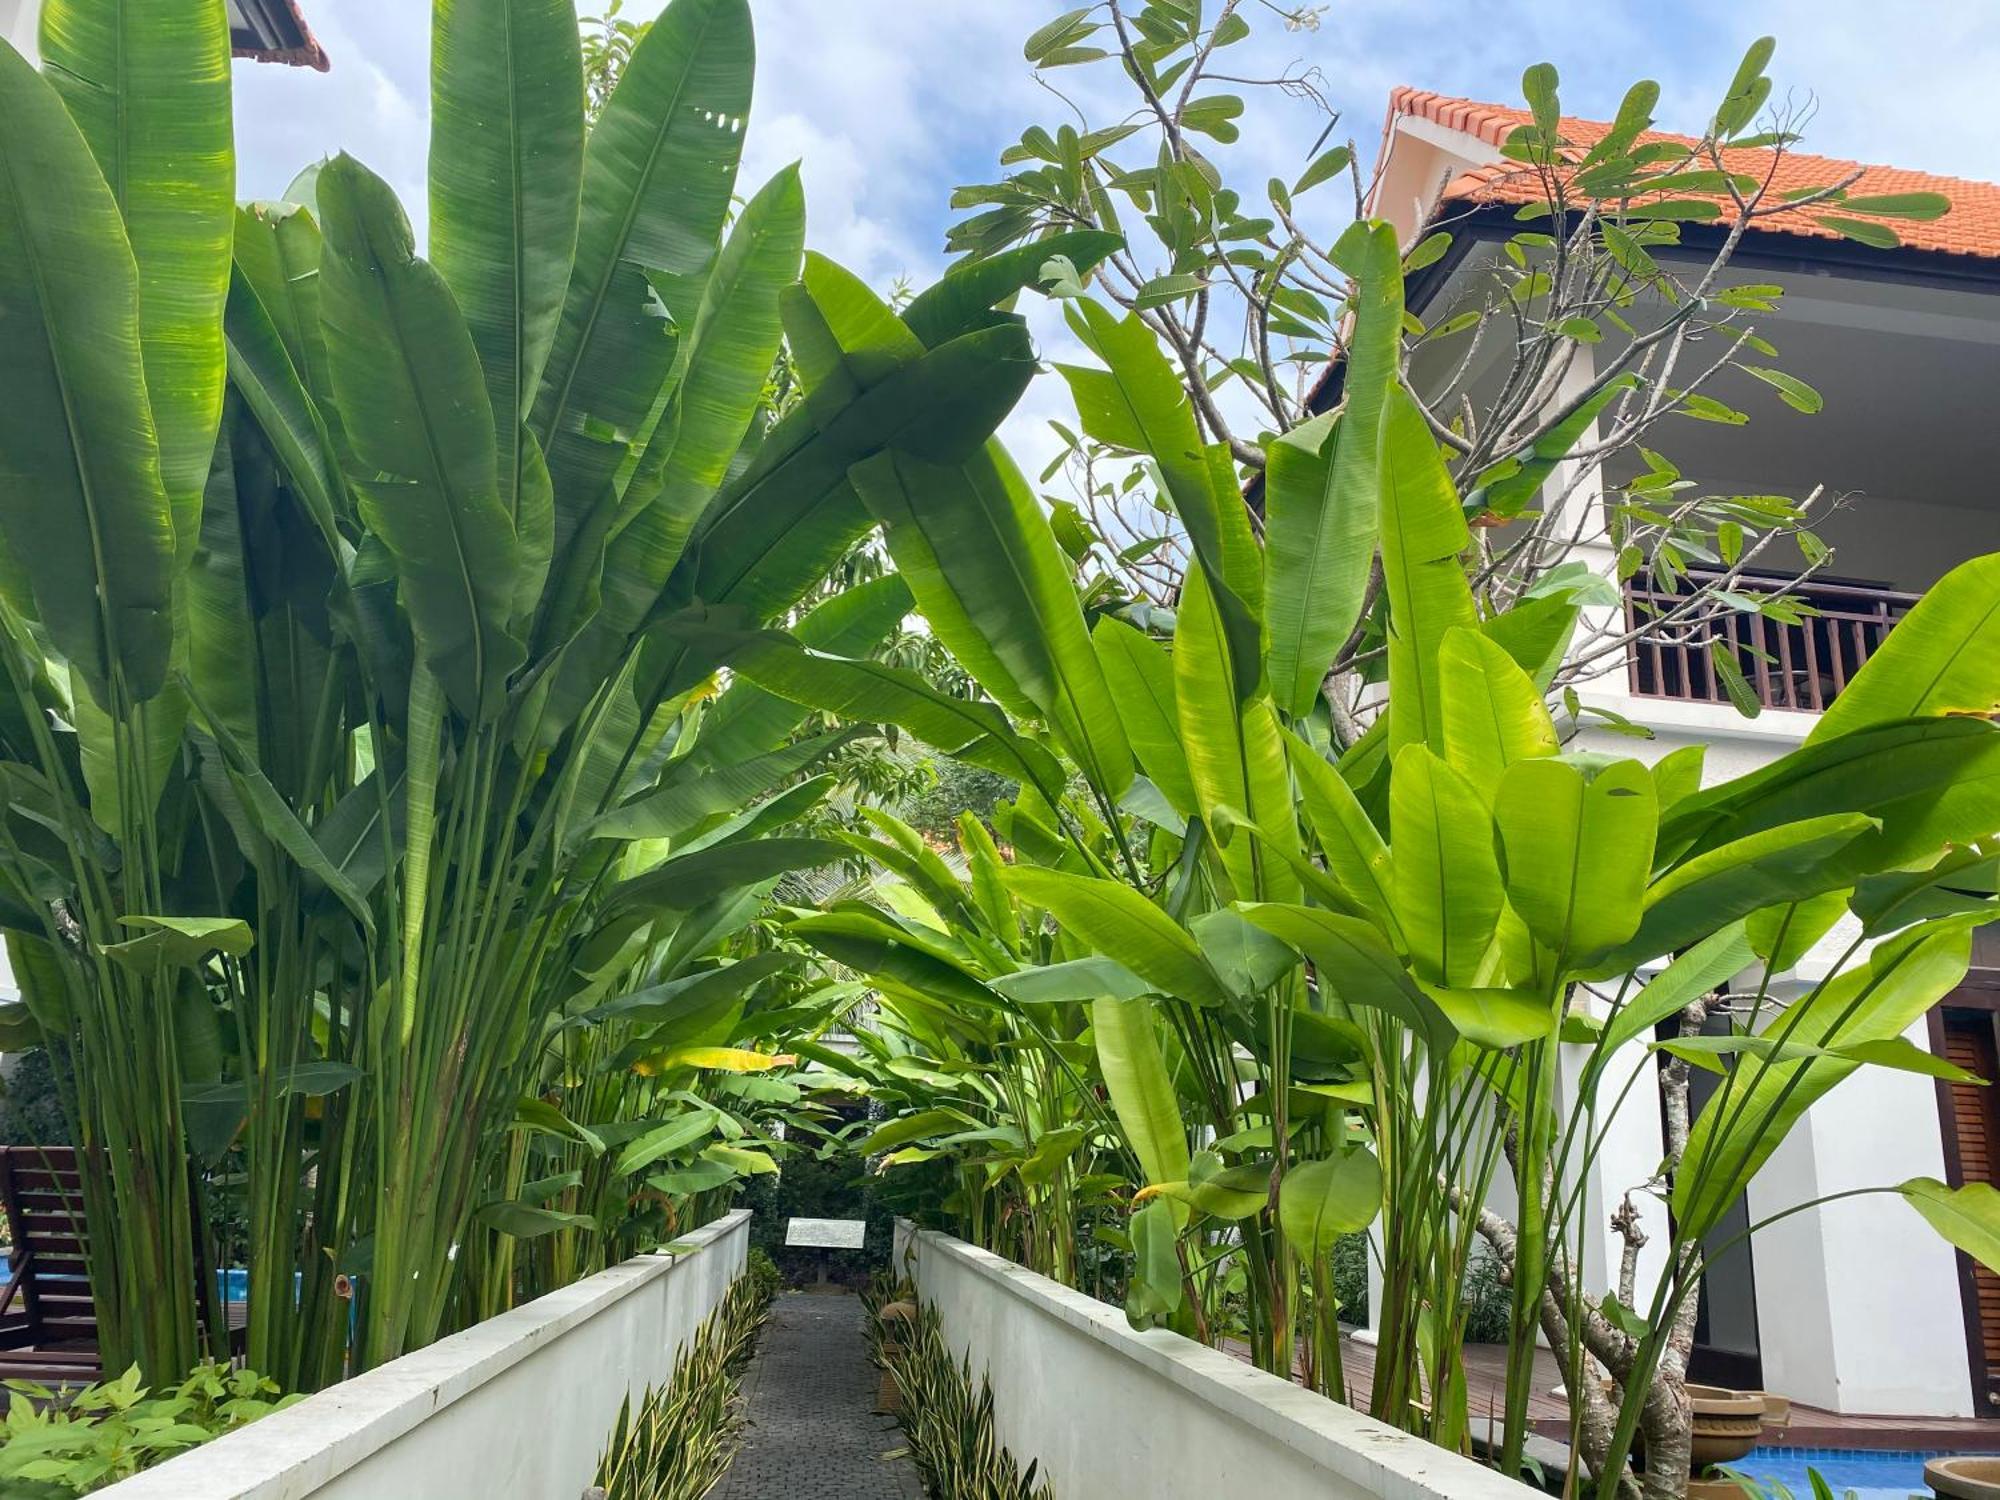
top-left (1928, 1455), bottom-right (2000, 1500)
top-left (1687, 1384), bottom-right (1766, 1468)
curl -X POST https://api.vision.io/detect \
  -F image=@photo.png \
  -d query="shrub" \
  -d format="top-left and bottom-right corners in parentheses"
top-left (0, 1362), bottom-right (298, 1496)
top-left (746, 1248), bottom-right (782, 1306)
top-left (870, 1297), bottom-right (1053, 1500)
top-left (591, 1274), bottom-right (767, 1500)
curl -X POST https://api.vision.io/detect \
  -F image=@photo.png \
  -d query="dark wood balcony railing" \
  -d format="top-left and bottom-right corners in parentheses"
top-left (1625, 573), bottom-right (1915, 714)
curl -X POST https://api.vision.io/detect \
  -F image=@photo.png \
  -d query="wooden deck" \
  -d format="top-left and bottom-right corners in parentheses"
top-left (1332, 1334), bottom-right (2000, 1452)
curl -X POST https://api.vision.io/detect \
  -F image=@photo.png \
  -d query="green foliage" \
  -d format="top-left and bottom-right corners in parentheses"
top-left (0, 1050), bottom-right (71, 1152)
top-left (804, 20), bottom-right (2000, 1495)
top-left (745, 1247), bottom-right (782, 1304)
top-left (0, 1362), bottom-right (299, 1496)
top-left (741, 1109), bottom-right (895, 1287)
top-left (0, 0), bottom-right (1045, 1389)
top-left (898, 758), bottom-right (1017, 843)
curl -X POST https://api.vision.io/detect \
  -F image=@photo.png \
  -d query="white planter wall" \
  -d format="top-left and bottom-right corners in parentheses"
top-left (897, 1222), bottom-right (1540, 1500)
top-left (104, 1210), bottom-right (750, 1500)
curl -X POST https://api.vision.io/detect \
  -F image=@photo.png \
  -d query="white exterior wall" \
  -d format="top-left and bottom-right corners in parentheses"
top-left (101, 1211), bottom-right (750, 1500)
top-left (899, 1222), bottom-right (1541, 1500)
top-left (0, 0), bottom-right (36, 58)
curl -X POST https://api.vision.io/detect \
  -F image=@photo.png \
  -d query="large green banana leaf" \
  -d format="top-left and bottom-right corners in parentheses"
top-left (1438, 627), bottom-right (1557, 801)
top-left (1390, 744), bottom-right (1502, 987)
top-left (1263, 220), bottom-right (1401, 717)
top-left (628, 166), bottom-right (803, 544)
top-left (1004, 865), bottom-right (1230, 1007)
top-left (430, 0), bottom-right (584, 551)
top-left (1091, 617), bottom-right (1195, 816)
top-left (539, 166), bottom-right (804, 731)
top-left (854, 443), bottom-right (1133, 801)
top-left (899, 229), bottom-right (1121, 348)
top-left (585, 728), bottom-right (861, 844)
top-left (1058, 299), bottom-right (1263, 695)
top-left (1493, 756), bottom-right (1656, 966)
top-left (184, 410), bottom-right (259, 758)
top-left (1177, 568), bottom-right (1300, 902)
top-left (0, 45), bottom-right (176, 703)
top-left (692, 575), bottom-right (912, 768)
top-left (789, 910), bottom-right (1006, 1014)
top-left (1808, 552), bottom-right (2000, 743)
top-left (529, 0), bottom-right (749, 567)
top-left (658, 616), bottom-right (1065, 800)
top-left (40, 0), bottom-right (234, 554)
top-left (1283, 726), bottom-right (1401, 944)
top-left (1377, 390), bottom-right (1477, 756)
top-left (1587, 813), bottom-right (1878, 977)
top-left (318, 154), bottom-right (526, 720)
top-left (223, 255), bottom-right (343, 552)
top-left (1238, 902), bottom-right (1454, 1055)
top-left (665, 321), bottom-right (1036, 629)
top-left (1092, 995), bottom-right (1192, 1190)
top-left (1658, 716), bottom-right (2000, 878)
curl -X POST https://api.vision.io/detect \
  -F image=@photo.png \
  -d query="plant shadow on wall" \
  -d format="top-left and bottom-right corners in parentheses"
top-left (867, 1287), bottom-right (1055, 1500)
top-left (591, 1271), bottom-right (772, 1500)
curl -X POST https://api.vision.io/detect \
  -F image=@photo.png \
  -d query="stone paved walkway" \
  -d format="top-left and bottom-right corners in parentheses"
top-left (710, 1292), bottom-right (925, 1499)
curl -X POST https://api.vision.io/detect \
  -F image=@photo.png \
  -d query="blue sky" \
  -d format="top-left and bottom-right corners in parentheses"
top-left (235, 0), bottom-right (2000, 283)
top-left (229, 2), bottom-right (2000, 467)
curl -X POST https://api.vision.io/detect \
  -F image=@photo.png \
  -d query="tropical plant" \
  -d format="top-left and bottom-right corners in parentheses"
top-left (0, 0), bottom-right (1052, 1384)
top-left (652, 56), bottom-right (2000, 1500)
top-left (0, 1361), bottom-right (299, 1497)
top-left (873, 1295), bottom-right (1056, 1500)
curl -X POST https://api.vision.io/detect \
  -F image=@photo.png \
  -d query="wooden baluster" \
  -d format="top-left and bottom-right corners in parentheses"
top-left (1748, 612), bottom-right (1772, 710)
top-left (1802, 612), bottom-right (1825, 712)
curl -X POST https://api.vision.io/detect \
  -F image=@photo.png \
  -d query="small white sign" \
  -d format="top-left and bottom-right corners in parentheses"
top-left (785, 1216), bottom-right (867, 1249)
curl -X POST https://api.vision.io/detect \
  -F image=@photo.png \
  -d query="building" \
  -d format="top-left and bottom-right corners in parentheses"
top-left (0, 0), bottom-right (327, 69)
top-left (1365, 87), bottom-right (2000, 1420)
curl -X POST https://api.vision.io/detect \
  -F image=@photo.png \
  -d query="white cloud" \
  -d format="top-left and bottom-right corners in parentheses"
top-left (230, 0), bottom-right (2000, 481)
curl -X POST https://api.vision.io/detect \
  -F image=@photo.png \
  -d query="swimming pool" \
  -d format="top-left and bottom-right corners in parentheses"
top-left (1722, 1446), bottom-right (1943, 1500)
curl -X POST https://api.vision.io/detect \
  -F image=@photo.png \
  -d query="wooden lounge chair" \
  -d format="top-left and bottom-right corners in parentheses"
top-left (0, 1145), bottom-right (244, 1392)
top-left (0, 1145), bottom-right (105, 1389)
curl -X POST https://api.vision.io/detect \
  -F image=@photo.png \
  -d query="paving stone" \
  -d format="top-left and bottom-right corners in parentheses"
top-left (711, 1292), bottom-right (925, 1499)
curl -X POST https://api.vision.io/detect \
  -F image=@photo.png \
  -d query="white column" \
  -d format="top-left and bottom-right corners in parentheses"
top-left (1563, 1033), bottom-right (1670, 1313)
top-left (1748, 1003), bottom-right (1974, 1415)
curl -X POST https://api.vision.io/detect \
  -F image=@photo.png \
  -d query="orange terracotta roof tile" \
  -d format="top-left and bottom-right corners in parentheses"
top-left (233, 0), bottom-right (330, 72)
top-left (1385, 85), bottom-right (2000, 260)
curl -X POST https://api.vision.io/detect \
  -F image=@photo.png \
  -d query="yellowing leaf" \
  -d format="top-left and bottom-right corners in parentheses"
top-left (633, 1046), bottom-right (797, 1076)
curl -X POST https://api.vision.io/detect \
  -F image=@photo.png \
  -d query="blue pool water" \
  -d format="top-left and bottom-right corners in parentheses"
top-left (1722, 1446), bottom-right (1941, 1500)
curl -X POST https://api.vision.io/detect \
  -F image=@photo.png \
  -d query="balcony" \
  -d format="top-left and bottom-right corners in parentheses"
top-left (1625, 573), bottom-right (1915, 715)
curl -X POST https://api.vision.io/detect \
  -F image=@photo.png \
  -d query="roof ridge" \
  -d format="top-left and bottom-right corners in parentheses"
top-left (1383, 84), bottom-right (2000, 260)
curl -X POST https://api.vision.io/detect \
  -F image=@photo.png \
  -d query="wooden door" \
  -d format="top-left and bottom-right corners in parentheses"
top-left (1942, 1009), bottom-right (2000, 1406)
